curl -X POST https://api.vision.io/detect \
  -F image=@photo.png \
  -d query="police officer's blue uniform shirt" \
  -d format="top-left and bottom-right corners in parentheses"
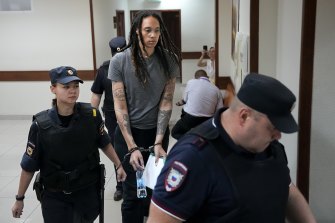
top-left (151, 108), bottom-right (235, 222)
top-left (151, 108), bottom-right (290, 222)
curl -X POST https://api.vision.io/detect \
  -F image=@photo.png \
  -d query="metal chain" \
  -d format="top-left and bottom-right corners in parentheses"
top-left (122, 145), bottom-right (155, 164)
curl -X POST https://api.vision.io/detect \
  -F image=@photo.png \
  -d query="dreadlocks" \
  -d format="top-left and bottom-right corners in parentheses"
top-left (124, 10), bottom-right (181, 86)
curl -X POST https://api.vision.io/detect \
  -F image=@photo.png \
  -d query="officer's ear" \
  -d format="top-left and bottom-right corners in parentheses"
top-left (50, 84), bottom-right (56, 94)
top-left (239, 108), bottom-right (251, 125)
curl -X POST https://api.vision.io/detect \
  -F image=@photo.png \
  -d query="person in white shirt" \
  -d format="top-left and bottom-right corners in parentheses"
top-left (172, 69), bottom-right (223, 139)
top-left (197, 47), bottom-right (216, 84)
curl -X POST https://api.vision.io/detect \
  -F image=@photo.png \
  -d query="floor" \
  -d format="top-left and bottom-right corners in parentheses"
top-left (0, 83), bottom-right (184, 223)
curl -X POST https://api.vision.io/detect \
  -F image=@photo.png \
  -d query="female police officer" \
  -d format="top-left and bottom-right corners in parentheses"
top-left (11, 66), bottom-right (126, 223)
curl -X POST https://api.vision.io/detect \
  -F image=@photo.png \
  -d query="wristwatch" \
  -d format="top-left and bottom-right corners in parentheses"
top-left (15, 195), bottom-right (25, 201)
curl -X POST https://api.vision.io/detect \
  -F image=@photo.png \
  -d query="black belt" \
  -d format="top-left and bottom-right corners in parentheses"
top-left (46, 187), bottom-right (72, 195)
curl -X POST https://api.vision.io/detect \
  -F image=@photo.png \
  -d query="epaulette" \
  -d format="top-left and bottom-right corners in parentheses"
top-left (187, 118), bottom-right (220, 150)
top-left (33, 110), bottom-right (52, 130)
top-left (78, 102), bottom-right (97, 117)
top-left (188, 118), bottom-right (219, 140)
top-left (190, 136), bottom-right (207, 150)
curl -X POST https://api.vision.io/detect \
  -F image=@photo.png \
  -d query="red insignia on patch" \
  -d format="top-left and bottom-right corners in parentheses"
top-left (165, 161), bottom-right (188, 192)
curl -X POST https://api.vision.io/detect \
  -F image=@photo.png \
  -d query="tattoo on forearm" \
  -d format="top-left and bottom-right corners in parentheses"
top-left (122, 114), bottom-right (132, 136)
top-left (162, 79), bottom-right (175, 102)
top-left (163, 92), bottom-right (173, 102)
top-left (115, 110), bottom-right (134, 145)
top-left (157, 110), bottom-right (172, 135)
top-left (113, 88), bottom-right (126, 101)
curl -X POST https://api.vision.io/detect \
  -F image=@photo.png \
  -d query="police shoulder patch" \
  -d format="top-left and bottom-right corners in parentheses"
top-left (27, 146), bottom-right (33, 156)
top-left (99, 121), bottom-right (106, 135)
top-left (26, 142), bottom-right (35, 157)
top-left (165, 161), bottom-right (188, 192)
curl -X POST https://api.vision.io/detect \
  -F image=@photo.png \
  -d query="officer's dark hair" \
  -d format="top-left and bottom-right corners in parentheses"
top-left (51, 84), bottom-right (57, 107)
top-left (52, 98), bottom-right (57, 107)
top-left (124, 10), bottom-right (181, 86)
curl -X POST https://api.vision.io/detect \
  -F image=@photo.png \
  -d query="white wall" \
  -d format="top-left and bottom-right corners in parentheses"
top-left (310, 0), bottom-right (335, 221)
top-left (93, 0), bottom-right (130, 67)
top-left (0, 0), bottom-right (94, 116)
top-left (259, 0), bottom-right (277, 77)
top-left (0, 81), bottom-right (94, 117)
top-left (218, 0), bottom-right (232, 77)
top-left (239, 0), bottom-right (250, 35)
top-left (0, 0), bottom-right (216, 115)
top-left (274, 0), bottom-right (303, 184)
top-left (0, 0), bottom-right (93, 70)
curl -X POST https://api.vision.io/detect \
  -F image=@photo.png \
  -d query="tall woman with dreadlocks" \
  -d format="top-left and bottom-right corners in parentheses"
top-left (108, 10), bottom-right (181, 223)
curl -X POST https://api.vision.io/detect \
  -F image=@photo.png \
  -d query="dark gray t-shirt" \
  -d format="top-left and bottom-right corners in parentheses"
top-left (108, 48), bottom-right (179, 129)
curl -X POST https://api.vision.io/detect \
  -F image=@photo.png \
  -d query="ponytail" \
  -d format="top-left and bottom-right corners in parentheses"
top-left (52, 98), bottom-right (57, 107)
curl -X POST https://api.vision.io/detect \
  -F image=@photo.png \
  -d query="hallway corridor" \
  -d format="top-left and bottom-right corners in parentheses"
top-left (0, 83), bottom-right (184, 223)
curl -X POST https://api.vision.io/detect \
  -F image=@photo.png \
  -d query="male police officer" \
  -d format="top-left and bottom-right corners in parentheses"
top-left (148, 73), bottom-right (316, 223)
top-left (91, 36), bottom-right (127, 201)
